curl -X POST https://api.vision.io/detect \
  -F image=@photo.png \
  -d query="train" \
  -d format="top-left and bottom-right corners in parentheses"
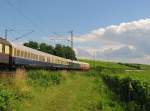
top-left (0, 37), bottom-right (90, 70)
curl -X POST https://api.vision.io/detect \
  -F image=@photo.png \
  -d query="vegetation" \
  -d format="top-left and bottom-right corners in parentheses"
top-left (23, 41), bottom-right (77, 60)
top-left (0, 69), bottom-right (126, 111)
top-left (103, 74), bottom-right (150, 111)
top-left (0, 59), bottom-right (150, 111)
top-left (85, 59), bottom-right (150, 111)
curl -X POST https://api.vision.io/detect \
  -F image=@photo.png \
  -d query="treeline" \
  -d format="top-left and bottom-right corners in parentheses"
top-left (23, 41), bottom-right (77, 60)
top-left (118, 63), bottom-right (141, 69)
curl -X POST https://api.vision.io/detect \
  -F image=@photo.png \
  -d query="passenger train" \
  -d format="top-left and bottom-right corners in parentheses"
top-left (0, 37), bottom-right (90, 70)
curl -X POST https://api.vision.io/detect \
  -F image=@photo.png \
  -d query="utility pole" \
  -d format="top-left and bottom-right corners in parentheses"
top-left (5, 29), bottom-right (8, 40)
top-left (4, 28), bottom-right (34, 41)
top-left (91, 49), bottom-right (96, 69)
top-left (68, 30), bottom-right (73, 49)
top-left (4, 28), bottom-right (14, 40)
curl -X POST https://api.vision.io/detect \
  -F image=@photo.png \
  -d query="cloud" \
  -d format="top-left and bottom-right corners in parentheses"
top-left (75, 18), bottom-right (150, 64)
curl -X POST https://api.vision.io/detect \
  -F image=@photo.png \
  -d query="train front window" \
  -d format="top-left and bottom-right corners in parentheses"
top-left (0, 44), bottom-right (2, 53)
top-left (5, 45), bottom-right (10, 54)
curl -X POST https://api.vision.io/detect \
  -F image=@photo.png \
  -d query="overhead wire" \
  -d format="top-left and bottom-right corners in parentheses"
top-left (3, 0), bottom-right (49, 38)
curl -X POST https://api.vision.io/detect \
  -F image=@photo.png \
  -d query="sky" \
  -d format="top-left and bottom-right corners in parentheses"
top-left (0, 0), bottom-right (150, 64)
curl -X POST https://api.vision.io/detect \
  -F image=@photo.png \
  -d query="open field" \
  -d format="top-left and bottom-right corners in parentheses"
top-left (0, 69), bottom-right (124, 111)
top-left (0, 60), bottom-right (150, 111)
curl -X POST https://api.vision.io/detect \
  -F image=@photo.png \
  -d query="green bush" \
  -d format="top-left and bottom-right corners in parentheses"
top-left (103, 75), bottom-right (150, 111)
top-left (27, 70), bottom-right (61, 87)
top-left (0, 88), bottom-right (15, 111)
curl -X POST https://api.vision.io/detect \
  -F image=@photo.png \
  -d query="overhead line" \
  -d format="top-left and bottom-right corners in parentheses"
top-left (4, 0), bottom-right (48, 37)
top-left (5, 0), bottom-right (34, 25)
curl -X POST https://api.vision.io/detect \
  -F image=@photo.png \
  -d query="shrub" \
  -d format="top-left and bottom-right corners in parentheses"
top-left (103, 75), bottom-right (150, 111)
top-left (0, 88), bottom-right (15, 111)
top-left (27, 70), bottom-right (61, 87)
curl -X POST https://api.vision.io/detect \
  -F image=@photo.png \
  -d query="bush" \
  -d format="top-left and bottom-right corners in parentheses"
top-left (103, 75), bottom-right (150, 111)
top-left (0, 88), bottom-right (15, 111)
top-left (27, 70), bottom-right (61, 87)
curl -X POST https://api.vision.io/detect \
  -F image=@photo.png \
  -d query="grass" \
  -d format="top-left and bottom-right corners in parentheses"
top-left (80, 59), bottom-right (150, 70)
top-left (113, 70), bottom-right (150, 83)
top-left (15, 70), bottom-right (124, 111)
top-left (0, 59), bottom-right (150, 111)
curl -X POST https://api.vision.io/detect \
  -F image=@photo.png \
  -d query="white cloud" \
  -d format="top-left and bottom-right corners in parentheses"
top-left (75, 18), bottom-right (150, 64)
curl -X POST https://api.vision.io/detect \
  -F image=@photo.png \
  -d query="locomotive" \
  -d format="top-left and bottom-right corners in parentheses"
top-left (0, 37), bottom-right (90, 70)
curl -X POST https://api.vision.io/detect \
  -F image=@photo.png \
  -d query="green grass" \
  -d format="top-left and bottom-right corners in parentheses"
top-left (112, 70), bottom-right (150, 83)
top-left (83, 59), bottom-right (150, 111)
top-left (14, 70), bottom-right (124, 111)
top-left (80, 59), bottom-right (150, 70)
top-left (1, 59), bottom-right (150, 111)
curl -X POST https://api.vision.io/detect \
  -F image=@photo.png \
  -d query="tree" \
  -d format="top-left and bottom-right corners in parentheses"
top-left (63, 46), bottom-right (77, 60)
top-left (39, 43), bottom-right (54, 54)
top-left (23, 41), bottom-right (77, 60)
top-left (24, 41), bottom-right (39, 50)
top-left (54, 44), bottom-right (65, 58)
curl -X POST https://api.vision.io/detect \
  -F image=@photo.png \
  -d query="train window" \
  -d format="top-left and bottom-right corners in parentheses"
top-left (35, 54), bottom-right (37, 60)
top-left (53, 58), bottom-right (56, 64)
top-left (17, 50), bottom-right (20, 56)
top-left (49, 57), bottom-right (51, 63)
top-left (36, 55), bottom-right (38, 60)
top-left (24, 52), bottom-right (27, 58)
top-left (52, 59), bottom-right (54, 63)
top-left (21, 51), bottom-right (24, 57)
top-left (0, 43), bottom-right (2, 53)
top-left (47, 58), bottom-right (48, 62)
top-left (49, 57), bottom-right (52, 63)
top-left (5, 45), bottom-right (10, 54)
top-left (33, 54), bottom-right (34, 59)
top-left (40, 56), bottom-right (45, 62)
top-left (35, 55), bottom-right (38, 60)
top-left (49, 58), bottom-right (50, 62)
top-left (28, 52), bottom-right (30, 58)
top-left (31, 53), bottom-right (33, 59)
top-left (33, 54), bottom-right (35, 59)
top-left (23, 51), bottom-right (25, 58)
top-left (14, 48), bottom-right (17, 56)
top-left (52, 58), bottom-right (55, 63)
top-left (34, 54), bottom-right (36, 60)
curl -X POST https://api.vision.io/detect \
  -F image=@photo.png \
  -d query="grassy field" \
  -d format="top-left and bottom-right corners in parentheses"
top-left (0, 60), bottom-right (150, 111)
top-left (19, 70), bottom-right (127, 111)
top-left (0, 69), bottom-right (124, 111)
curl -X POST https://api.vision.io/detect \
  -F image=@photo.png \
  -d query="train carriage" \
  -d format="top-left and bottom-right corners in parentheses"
top-left (0, 38), bottom-right (12, 69)
top-left (0, 37), bottom-right (90, 70)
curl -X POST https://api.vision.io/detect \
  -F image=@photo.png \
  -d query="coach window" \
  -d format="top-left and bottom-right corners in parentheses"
top-left (27, 52), bottom-right (30, 58)
top-left (5, 45), bottom-right (10, 54)
top-left (24, 52), bottom-right (27, 58)
top-left (0, 43), bottom-right (2, 53)
top-left (21, 51), bottom-right (24, 57)
top-left (34, 54), bottom-right (36, 60)
top-left (31, 53), bottom-right (33, 59)
top-left (36, 55), bottom-right (38, 60)
top-left (17, 50), bottom-right (20, 56)
top-left (14, 48), bottom-right (17, 56)
top-left (30, 53), bottom-right (32, 59)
